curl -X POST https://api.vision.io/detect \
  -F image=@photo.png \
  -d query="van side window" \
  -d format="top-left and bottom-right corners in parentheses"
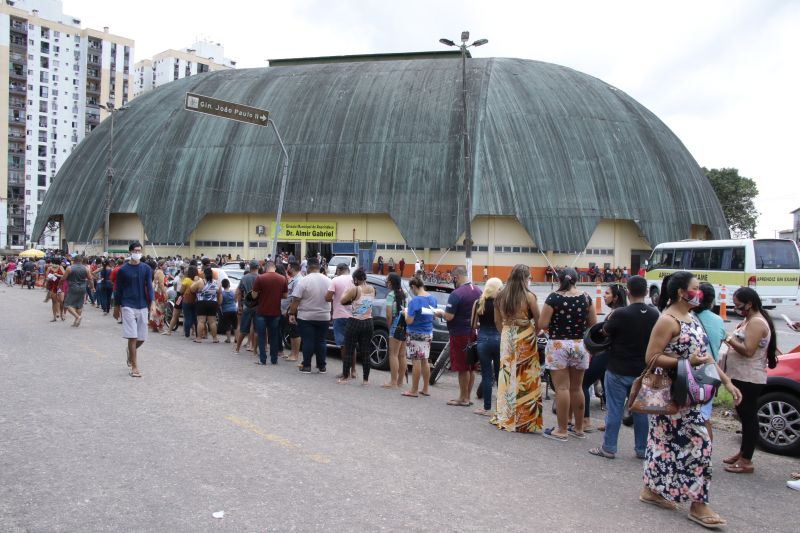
top-left (731, 247), bottom-right (746, 271)
top-left (709, 248), bottom-right (725, 270)
top-left (690, 249), bottom-right (711, 270)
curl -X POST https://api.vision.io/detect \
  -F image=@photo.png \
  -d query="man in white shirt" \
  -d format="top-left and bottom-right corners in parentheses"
top-left (288, 257), bottom-right (332, 373)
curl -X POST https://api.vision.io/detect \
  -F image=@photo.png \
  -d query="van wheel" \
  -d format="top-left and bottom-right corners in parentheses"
top-left (649, 286), bottom-right (660, 307)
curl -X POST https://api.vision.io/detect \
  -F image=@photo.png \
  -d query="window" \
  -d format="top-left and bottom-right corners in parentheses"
top-left (41, 57), bottom-right (49, 68)
top-left (39, 101), bottom-right (48, 112)
top-left (37, 146), bottom-right (46, 157)
top-left (709, 248), bottom-right (726, 270)
top-left (753, 240), bottom-right (800, 270)
top-left (38, 160), bottom-right (46, 171)
top-left (38, 175), bottom-right (46, 187)
top-left (38, 116), bottom-right (47, 127)
top-left (731, 247), bottom-right (746, 271)
top-left (689, 248), bottom-right (711, 270)
top-left (39, 86), bottom-right (48, 98)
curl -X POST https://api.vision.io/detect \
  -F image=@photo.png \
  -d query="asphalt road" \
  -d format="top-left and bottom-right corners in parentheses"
top-left (1, 285), bottom-right (798, 532)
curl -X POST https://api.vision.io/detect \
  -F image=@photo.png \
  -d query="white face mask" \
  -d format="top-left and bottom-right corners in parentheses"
top-left (130, 253), bottom-right (142, 262)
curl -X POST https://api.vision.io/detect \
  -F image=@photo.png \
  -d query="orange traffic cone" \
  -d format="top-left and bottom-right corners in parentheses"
top-left (719, 284), bottom-right (729, 322)
top-left (595, 281), bottom-right (605, 316)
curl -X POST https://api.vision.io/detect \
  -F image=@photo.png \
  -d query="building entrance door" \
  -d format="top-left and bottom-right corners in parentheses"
top-left (630, 250), bottom-right (651, 275)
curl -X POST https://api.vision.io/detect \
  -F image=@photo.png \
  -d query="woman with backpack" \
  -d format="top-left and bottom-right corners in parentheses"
top-left (539, 268), bottom-right (596, 440)
top-left (719, 287), bottom-right (777, 475)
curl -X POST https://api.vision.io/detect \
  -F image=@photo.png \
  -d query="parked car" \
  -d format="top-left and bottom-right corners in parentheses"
top-left (327, 255), bottom-right (359, 278)
top-left (757, 345), bottom-right (800, 456)
top-left (289, 274), bottom-right (451, 371)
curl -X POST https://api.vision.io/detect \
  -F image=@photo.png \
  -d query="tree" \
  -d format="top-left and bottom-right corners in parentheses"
top-left (703, 167), bottom-right (759, 238)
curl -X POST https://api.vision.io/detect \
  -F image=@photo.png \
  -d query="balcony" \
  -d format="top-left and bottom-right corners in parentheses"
top-left (9, 83), bottom-right (27, 94)
top-left (7, 114), bottom-right (25, 124)
top-left (10, 21), bottom-right (27, 34)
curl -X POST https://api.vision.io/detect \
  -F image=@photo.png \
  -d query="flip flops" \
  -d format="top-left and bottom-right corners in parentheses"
top-left (543, 427), bottom-right (568, 441)
top-left (588, 447), bottom-right (616, 459)
top-left (688, 512), bottom-right (727, 529)
top-left (639, 494), bottom-right (677, 511)
top-left (401, 391), bottom-right (418, 398)
top-left (724, 463), bottom-right (754, 474)
top-left (447, 399), bottom-right (471, 406)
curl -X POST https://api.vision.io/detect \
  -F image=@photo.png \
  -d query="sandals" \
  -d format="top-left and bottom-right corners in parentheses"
top-left (568, 427), bottom-right (587, 439)
top-left (543, 427), bottom-right (568, 442)
top-left (722, 453), bottom-right (741, 465)
top-left (688, 512), bottom-right (727, 530)
top-left (639, 493), bottom-right (677, 511)
top-left (419, 391), bottom-right (430, 397)
top-left (129, 369), bottom-right (142, 378)
top-left (447, 399), bottom-right (471, 406)
top-left (473, 408), bottom-right (493, 416)
top-left (588, 447), bottom-right (616, 459)
top-left (724, 463), bottom-right (754, 474)
top-left (401, 391), bottom-right (418, 398)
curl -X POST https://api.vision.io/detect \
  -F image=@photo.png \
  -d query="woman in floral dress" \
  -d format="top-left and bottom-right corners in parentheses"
top-left (491, 264), bottom-right (542, 433)
top-left (642, 271), bottom-right (741, 530)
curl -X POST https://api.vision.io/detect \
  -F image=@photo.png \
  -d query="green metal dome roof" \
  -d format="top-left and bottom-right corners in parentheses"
top-left (34, 56), bottom-right (728, 250)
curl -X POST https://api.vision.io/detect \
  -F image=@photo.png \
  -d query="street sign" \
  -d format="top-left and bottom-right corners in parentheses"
top-left (184, 92), bottom-right (269, 127)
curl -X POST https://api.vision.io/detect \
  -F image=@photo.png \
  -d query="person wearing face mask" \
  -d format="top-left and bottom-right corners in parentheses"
top-left (718, 287), bottom-right (777, 475)
top-left (113, 242), bottom-right (156, 378)
top-left (639, 271), bottom-right (742, 530)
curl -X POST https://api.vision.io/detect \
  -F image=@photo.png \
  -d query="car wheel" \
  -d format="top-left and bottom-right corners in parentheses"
top-left (369, 329), bottom-right (390, 370)
top-left (430, 344), bottom-right (450, 385)
top-left (649, 286), bottom-right (660, 307)
top-left (757, 391), bottom-right (800, 456)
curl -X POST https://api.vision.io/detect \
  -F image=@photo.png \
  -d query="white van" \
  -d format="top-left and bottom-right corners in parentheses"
top-left (645, 238), bottom-right (800, 307)
top-left (327, 255), bottom-right (359, 278)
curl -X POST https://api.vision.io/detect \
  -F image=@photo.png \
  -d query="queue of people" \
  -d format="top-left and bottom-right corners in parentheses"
top-left (15, 247), bottom-right (797, 528)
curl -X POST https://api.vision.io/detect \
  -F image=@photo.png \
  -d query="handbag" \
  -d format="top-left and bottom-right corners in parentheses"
top-left (627, 354), bottom-right (679, 415)
top-left (465, 340), bottom-right (479, 366)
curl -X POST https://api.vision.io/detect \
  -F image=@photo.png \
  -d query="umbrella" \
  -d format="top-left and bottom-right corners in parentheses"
top-left (18, 249), bottom-right (45, 258)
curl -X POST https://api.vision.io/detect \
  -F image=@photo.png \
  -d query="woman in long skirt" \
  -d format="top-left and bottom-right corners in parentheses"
top-left (492, 264), bottom-right (542, 433)
top-left (642, 271), bottom-right (741, 529)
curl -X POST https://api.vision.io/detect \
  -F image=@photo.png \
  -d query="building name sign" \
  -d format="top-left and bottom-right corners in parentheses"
top-left (185, 92), bottom-right (269, 127)
top-left (268, 222), bottom-right (337, 241)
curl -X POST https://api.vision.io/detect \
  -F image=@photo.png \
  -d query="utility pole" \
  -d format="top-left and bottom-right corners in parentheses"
top-left (440, 32), bottom-right (488, 282)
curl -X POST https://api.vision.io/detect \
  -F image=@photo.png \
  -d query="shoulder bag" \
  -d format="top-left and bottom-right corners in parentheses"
top-left (465, 300), bottom-right (480, 366)
top-left (627, 353), bottom-right (679, 416)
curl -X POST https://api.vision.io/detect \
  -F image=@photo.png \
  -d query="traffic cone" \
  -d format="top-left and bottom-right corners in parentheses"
top-left (719, 284), bottom-right (729, 322)
top-left (595, 281), bottom-right (605, 316)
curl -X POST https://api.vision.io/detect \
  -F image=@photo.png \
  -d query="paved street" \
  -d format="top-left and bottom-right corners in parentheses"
top-left (1, 285), bottom-right (798, 532)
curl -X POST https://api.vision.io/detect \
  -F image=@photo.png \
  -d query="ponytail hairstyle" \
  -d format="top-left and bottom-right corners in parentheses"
top-left (387, 273), bottom-right (405, 310)
top-left (697, 282), bottom-right (716, 313)
top-left (657, 270), bottom-right (694, 312)
top-left (477, 277), bottom-right (503, 315)
top-left (733, 287), bottom-right (778, 369)
top-left (557, 268), bottom-right (579, 292)
top-left (609, 284), bottom-right (628, 309)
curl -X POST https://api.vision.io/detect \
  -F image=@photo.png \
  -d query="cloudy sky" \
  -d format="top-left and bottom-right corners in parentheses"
top-left (64, 0), bottom-right (799, 238)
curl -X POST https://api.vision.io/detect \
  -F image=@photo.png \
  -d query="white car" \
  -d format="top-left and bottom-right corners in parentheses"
top-left (327, 255), bottom-right (359, 277)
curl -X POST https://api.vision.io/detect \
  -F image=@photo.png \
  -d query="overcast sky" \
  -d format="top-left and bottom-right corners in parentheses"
top-left (64, 0), bottom-right (799, 238)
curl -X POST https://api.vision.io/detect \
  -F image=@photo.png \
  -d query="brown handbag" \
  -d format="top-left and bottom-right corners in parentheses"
top-left (627, 354), bottom-right (679, 416)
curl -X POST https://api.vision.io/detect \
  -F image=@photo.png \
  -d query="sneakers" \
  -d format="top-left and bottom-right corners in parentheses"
top-left (788, 479), bottom-right (800, 491)
top-left (299, 366), bottom-right (312, 374)
top-left (318, 366), bottom-right (327, 374)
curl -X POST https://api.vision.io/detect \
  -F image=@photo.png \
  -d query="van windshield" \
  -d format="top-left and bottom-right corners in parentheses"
top-left (754, 240), bottom-right (800, 269)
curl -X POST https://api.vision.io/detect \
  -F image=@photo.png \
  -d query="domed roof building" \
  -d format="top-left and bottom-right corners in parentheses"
top-left (34, 52), bottom-right (727, 276)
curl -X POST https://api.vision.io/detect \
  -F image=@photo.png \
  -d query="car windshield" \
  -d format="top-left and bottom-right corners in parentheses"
top-left (330, 257), bottom-right (350, 266)
top-left (754, 240), bottom-right (800, 269)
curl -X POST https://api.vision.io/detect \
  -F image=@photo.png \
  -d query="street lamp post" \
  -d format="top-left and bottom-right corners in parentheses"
top-left (99, 102), bottom-right (127, 254)
top-left (440, 32), bottom-right (488, 282)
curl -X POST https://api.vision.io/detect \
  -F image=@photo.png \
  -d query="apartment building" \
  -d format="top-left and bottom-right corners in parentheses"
top-left (0, 0), bottom-right (133, 249)
top-left (133, 40), bottom-right (234, 98)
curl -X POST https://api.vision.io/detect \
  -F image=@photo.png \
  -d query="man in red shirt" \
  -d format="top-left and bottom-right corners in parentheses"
top-left (398, 258), bottom-right (406, 277)
top-left (251, 261), bottom-right (288, 365)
